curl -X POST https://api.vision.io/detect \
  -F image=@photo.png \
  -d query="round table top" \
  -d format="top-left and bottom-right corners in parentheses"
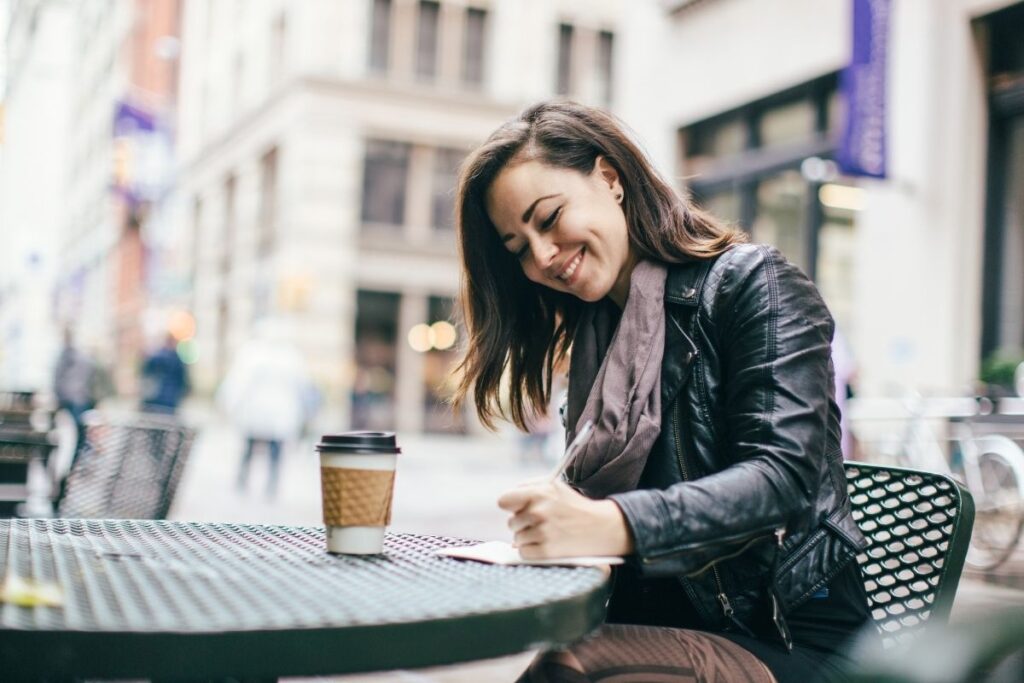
top-left (0, 518), bottom-right (609, 679)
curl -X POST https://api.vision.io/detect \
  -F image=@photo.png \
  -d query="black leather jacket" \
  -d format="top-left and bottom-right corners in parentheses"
top-left (607, 244), bottom-right (867, 650)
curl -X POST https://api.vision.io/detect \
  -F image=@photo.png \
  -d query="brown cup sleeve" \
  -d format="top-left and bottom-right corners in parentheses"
top-left (320, 467), bottom-right (395, 526)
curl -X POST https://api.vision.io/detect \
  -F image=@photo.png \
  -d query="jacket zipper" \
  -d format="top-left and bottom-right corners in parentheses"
top-left (769, 528), bottom-right (793, 651)
top-left (672, 395), bottom-right (793, 644)
top-left (671, 397), bottom-right (707, 618)
top-left (672, 397), bottom-right (755, 637)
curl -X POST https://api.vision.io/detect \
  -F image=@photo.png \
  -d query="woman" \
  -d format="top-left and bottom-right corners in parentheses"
top-left (451, 101), bottom-right (873, 682)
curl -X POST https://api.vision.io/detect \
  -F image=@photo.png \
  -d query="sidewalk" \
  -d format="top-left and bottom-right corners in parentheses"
top-left (168, 412), bottom-right (1024, 682)
top-left (169, 416), bottom-right (551, 541)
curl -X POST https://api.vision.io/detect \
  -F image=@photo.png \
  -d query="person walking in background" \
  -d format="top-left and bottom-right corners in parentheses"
top-left (140, 334), bottom-right (189, 414)
top-left (217, 320), bottom-right (317, 500)
top-left (54, 329), bottom-right (105, 457)
top-left (52, 328), bottom-right (113, 503)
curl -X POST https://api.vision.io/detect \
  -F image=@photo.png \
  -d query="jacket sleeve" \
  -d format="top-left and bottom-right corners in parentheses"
top-left (609, 245), bottom-right (836, 577)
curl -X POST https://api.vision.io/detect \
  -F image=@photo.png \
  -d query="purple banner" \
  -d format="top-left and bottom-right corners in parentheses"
top-left (837, 0), bottom-right (890, 179)
top-left (113, 100), bottom-right (157, 137)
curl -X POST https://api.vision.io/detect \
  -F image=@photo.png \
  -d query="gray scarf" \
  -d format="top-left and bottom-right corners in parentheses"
top-left (564, 259), bottom-right (667, 498)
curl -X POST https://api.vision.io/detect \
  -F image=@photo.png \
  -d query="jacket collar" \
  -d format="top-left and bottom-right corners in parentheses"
top-left (660, 258), bottom-right (714, 409)
top-left (664, 257), bottom-right (713, 307)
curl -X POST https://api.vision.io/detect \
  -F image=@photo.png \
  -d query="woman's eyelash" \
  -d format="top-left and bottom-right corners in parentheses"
top-left (513, 206), bottom-right (562, 261)
top-left (541, 206), bottom-right (562, 229)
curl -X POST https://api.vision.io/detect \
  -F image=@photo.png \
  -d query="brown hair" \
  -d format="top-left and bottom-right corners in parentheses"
top-left (451, 100), bottom-right (745, 430)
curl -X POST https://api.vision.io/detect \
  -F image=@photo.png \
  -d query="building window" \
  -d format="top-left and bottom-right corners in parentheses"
top-left (416, 0), bottom-right (440, 81)
top-left (432, 148), bottom-right (463, 230)
top-left (258, 147), bottom-right (278, 258)
top-left (270, 13), bottom-right (286, 85)
top-left (463, 7), bottom-right (486, 86)
top-left (556, 23), bottom-right (574, 96)
top-left (681, 74), bottom-right (853, 333)
top-left (368, 0), bottom-right (392, 74)
top-left (596, 30), bottom-right (614, 105)
top-left (752, 170), bottom-right (810, 272)
top-left (760, 99), bottom-right (817, 149)
top-left (361, 140), bottom-right (411, 227)
top-left (221, 175), bottom-right (236, 277)
top-left (423, 296), bottom-right (464, 433)
top-left (352, 290), bottom-right (400, 431)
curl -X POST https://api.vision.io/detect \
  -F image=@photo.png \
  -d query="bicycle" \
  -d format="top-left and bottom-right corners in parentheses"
top-left (871, 394), bottom-right (1024, 571)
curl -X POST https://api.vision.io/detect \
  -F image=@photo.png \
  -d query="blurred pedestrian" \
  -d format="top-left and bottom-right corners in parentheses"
top-left (139, 334), bottom-right (189, 414)
top-left (52, 329), bottom-right (113, 503)
top-left (217, 320), bottom-right (317, 500)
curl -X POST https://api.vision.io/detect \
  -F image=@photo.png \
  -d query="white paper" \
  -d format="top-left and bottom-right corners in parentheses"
top-left (438, 541), bottom-right (624, 567)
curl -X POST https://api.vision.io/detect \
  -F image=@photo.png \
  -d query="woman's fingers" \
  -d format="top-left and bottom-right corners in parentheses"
top-left (513, 525), bottom-right (547, 551)
top-left (497, 487), bottom-right (532, 512)
top-left (508, 510), bottom-right (535, 533)
top-left (497, 481), bottom-right (553, 512)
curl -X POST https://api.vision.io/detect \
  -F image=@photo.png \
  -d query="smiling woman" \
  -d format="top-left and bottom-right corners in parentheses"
top-left (449, 102), bottom-right (877, 683)
top-left (453, 102), bottom-right (740, 433)
top-left (487, 159), bottom-right (634, 306)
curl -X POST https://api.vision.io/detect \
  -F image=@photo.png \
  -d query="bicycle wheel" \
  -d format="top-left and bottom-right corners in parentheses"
top-left (965, 436), bottom-right (1024, 571)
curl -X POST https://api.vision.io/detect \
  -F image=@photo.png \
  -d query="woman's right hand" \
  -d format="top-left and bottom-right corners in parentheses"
top-left (498, 479), bottom-right (633, 559)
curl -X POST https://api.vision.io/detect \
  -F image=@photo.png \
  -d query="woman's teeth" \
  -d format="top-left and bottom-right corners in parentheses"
top-left (559, 250), bottom-right (584, 281)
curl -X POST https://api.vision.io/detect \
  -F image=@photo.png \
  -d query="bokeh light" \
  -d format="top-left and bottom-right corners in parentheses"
top-left (407, 323), bottom-right (433, 352)
top-left (430, 321), bottom-right (457, 350)
top-left (176, 338), bottom-right (199, 364)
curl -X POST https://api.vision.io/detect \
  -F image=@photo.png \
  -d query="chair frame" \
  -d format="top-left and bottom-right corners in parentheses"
top-left (56, 410), bottom-right (195, 520)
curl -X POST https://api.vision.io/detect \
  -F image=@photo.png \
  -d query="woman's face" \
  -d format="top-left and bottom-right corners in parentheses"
top-left (486, 157), bottom-right (636, 306)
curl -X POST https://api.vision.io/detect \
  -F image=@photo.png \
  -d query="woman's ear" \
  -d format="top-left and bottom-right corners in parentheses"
top-left (594, 155), bottom-right (623, 199)
top-left (593, 156), bottom-right (622, 204)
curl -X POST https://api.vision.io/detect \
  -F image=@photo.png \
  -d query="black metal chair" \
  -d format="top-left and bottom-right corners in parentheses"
top-left (845, 462), bottom-right (976, 647)
top-left (56, 411), bottom-right (195, 520)
top-left (0, 395), bottom-right (56, 517)
top-left (0, 431), bottom-right (56, 517)
top-left (840, 462), bottom-right (989, 681)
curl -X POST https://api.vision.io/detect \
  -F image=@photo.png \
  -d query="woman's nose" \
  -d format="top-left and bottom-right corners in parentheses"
top-left (530, 236), bottom-right (559, 269)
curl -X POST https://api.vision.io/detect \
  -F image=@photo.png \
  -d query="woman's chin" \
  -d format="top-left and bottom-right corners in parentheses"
top-left (570, 285), bottom-right (608, 303)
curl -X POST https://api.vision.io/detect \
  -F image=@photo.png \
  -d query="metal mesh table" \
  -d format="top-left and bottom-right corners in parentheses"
top-left (0, 519), bottom-right (609, 680)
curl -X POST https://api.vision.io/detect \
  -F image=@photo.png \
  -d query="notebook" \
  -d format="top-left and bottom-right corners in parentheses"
top-left (438, 540), bottom-right (624, 567)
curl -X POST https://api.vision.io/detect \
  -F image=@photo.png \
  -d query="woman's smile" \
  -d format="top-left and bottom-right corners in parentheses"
top-left (555, 247), bottom-right (585, 284)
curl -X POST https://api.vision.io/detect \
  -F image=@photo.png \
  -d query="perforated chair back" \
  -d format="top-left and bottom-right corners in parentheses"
top-left (845, 462), bottom-right (975, 647)
top-left (57, 412), bottom-right (195, 520)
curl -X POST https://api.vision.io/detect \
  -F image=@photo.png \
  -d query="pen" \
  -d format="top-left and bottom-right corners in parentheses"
top-left (547, 419), bottom-right (594, 483)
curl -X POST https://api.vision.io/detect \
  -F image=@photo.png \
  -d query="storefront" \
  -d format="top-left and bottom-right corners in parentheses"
top-left (980, 3), bottom-right (1024, 368)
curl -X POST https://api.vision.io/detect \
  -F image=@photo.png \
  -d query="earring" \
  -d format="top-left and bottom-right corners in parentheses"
top-left (615, 193), bottom-right (623, 203)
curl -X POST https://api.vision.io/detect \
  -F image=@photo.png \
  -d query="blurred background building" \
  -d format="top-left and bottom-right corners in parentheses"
top-left (617, 0), bottom-right (1024, 400)
top-left (172, 0), bottom-right (623, 433)
top-left (1, 0), bottom-right (1023, 431)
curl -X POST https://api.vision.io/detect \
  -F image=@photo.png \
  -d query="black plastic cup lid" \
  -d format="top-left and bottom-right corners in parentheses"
top-left (316, 431), bottom-right (401, 454)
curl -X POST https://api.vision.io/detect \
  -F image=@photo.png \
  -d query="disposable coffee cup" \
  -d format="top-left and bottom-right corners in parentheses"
top-left (316, 431), bottom-right (400, 554)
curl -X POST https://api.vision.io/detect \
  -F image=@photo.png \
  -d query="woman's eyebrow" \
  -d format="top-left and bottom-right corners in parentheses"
top-left (521, 194), bottom-right (561, 223)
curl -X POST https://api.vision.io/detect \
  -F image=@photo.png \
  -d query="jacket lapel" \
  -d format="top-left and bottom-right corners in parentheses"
top-left (661, 259), bottom-right (713, 409)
